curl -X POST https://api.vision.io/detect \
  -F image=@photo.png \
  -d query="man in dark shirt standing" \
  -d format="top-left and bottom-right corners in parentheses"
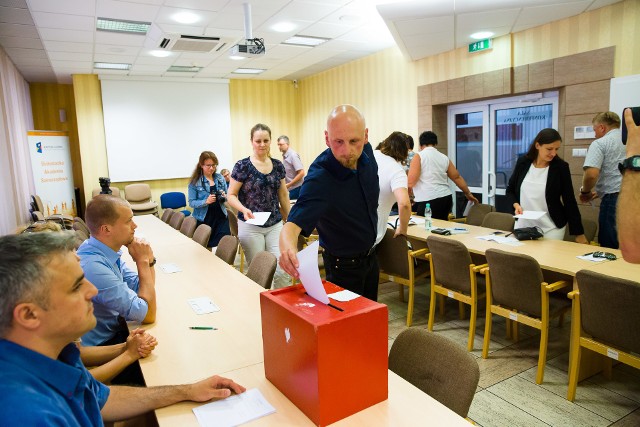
top-left (279, 104), bottom-right (380, 300)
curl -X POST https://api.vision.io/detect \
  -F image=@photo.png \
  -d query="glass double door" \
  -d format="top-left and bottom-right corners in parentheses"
top-left (448, 93), bottom-right (558, 215)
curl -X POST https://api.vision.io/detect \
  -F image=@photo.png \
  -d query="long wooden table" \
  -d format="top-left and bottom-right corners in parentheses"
top-left (127, 215), bottom-right (470, 426)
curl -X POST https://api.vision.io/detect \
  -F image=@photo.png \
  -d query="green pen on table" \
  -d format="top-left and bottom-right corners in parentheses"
top-left (189, 326), bottom-right (217, 330)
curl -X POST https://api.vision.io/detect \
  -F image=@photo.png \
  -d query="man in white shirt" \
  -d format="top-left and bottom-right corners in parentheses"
top-left (277, 135), bottom-right (305, 199)
top-left (579, 111), bottom-right (625, 248)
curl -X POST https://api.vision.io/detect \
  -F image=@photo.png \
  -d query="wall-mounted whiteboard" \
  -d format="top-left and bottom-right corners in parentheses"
top-left (610, 74), bottom-right (640, 119)
top-left (101, 77), bottom-right (232, 182)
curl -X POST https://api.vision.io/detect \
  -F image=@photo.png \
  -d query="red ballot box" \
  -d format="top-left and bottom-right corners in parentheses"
top-left (260, 281), bottom-right (388, 426)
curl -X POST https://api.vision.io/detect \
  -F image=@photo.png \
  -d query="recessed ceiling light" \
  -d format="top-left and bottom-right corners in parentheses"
top-left (97, 17), bottom-right (150, 34)
top-left (150, 50), bottom-right (172, 58)
top-left (271, 22), bottom-right (296, 33)
top-left (94, 62), bottom-right (131, 70)
top-left (282, 35), bottom-right (329, 47)
top-left (229, 55), bottom-right (246, 60)
top-left (232, 68), bottom-right (265, 74)
top-left (172, 11), bottom-right (199, 24)
top-left (167, 65), bottom-right (202, 72)
top-left (470, 31), bottom-right (494, 40)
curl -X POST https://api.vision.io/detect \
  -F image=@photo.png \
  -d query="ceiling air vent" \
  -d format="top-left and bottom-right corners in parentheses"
top-left (158, 34), bottom-right (224, 52)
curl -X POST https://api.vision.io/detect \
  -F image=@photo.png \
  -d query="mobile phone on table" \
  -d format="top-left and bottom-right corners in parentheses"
top-left (622, 106), bottom-right (640, 145)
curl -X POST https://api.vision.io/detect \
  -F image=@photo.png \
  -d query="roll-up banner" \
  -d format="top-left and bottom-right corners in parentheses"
top-left (27, 131), bottom-right (77, 217)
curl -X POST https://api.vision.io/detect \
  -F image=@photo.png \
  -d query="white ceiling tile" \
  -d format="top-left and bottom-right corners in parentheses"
top-left (0, 22), bottom-right (39, 38)
top-left (95, 43), bottom-right (141, 55)
top-left (4, 46), bottom-right (46, 58)
top-left (273, 1), bottom-right (342, 22)
top-left (39, 28), bottom-right (94, 43)
top-left (0, 0), bottom-right (28, 8)
top-left (130, 63), bottom-right (167, 72)
top-left (11, 56), bottom-right (49, 66)
top-left (50, 59), bottom-right (92, 67)
top-left (155, 23), bottom-right (206, 35)
top-left (95, 30), bottom-right (145, 46)
top-left (96, 0), bottom-right (160, 22)
top-left (0, 5), bottom-right (34, 24)
top-left (0, 35), bottom-right (42, 48)
top-left (163, 0), bottom-right (228, 12)
top-left (93, 53), bottom-right (137, 63)
top-left (155, 7), bottom-right (218, 27)
top-left (42, 40), bottom-right (93, 53)
top-left (28, 0), bottom-right (96, 15)
top-left (456, 9), bottom-right (520, 30)
top-left (515, 3), bottom-right (592, 29)
top-left (31, 12), bottom-right (94, 31)
top-left (48, 51), bottom-right (93, 61)
top-left (134, 55), bottom-right (175, 65)
top-left (299, 21), bottom-right (351, 39)
top-left (396, 16), bottom-right (453, 37)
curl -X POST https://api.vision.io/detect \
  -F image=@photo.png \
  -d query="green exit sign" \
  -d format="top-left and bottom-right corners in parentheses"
top-left (468, 39), bottom-right (492, 53)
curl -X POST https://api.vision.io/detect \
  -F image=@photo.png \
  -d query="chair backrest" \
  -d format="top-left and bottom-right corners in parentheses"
top-left (482, 212), bottom-right (515, 232)
top-left (426, 235), bottom-right (473, 293)
top-left (466, 203), bottom-right (495, 226)
top-left (168, 211), bottom-right (185, 230)
top-left (179, 216), bottom-right (197, 238)
top-left (576, 270), bottom-right (640, 354)
top-left (227, 209), bottom-right (239, 236)
top-left (215, 235), bottom-right (239, 265)
top-left (160, 192), bottom-right (187, 209)
top-left (72, 222), bottom-right (89, 240)
top-left (92, 187), bottom-right (121, 198)
top-left (124, 183), bottom-right (152, 203)
top-left (246, 251), bottom-right (277, 289)
top-left (160, 208), bottom-right (174, 223)
top-left (564, 218), bottom-right (598, 243)
top-left (485, 248), bottom-right (544, 317)
top-left (192, 224), bottom-right (212, 248)
top-left (73, 217), bottom-right (90, 235)
top-left (32, 195), bottom-right (44, 212)
top-left (389, 329), bottom-right (479, 417)
top-left (376, 228), bottom-right (410, 278)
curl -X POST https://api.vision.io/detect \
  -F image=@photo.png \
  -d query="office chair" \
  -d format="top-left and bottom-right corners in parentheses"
top-left (389, 329), bottom-right (480, 418)
top-left (160, 192), bottom-right (190, 217)
top-left (567, 270), bottom-right (640, 401)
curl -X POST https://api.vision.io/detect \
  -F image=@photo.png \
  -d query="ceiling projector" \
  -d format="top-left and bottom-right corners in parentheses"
top-left (229, 38), bottom-right (265, 58)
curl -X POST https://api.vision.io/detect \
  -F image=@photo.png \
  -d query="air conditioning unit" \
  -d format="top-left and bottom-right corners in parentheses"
top-left (158, 34), bottom-right (228, 53)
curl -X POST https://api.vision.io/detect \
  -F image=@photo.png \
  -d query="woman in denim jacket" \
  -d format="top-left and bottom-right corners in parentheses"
top-left (188, 151), bottom-right (230, 247)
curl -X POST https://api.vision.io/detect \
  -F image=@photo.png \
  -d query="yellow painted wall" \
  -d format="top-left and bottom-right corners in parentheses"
top-left (60, 0), bottom-right (640, 212)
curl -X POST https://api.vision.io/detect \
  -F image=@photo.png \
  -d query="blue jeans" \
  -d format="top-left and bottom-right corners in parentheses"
top-left (289, 186), bottom-right (301, 200)
top-left (599, 193), bottom-right (619, 249)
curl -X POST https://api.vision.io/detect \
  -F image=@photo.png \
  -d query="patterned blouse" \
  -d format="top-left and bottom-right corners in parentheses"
top-left (232, 157), bottom-right (286, 227)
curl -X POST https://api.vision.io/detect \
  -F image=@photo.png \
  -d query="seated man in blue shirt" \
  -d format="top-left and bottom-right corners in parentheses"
top-left (279, 104), bottom-right (380, 300)
top-left (79, 195), bottom-right (157, 346)
top-left (0, 232), bottom-right (245, 425)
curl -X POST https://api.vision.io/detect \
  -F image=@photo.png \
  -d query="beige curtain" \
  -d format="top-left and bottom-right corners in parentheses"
top-left (0, 46), bottom-right (35, 235)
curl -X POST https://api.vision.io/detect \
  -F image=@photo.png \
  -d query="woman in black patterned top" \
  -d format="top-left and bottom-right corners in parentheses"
top-left (227, 123), bottom-right (291, 288)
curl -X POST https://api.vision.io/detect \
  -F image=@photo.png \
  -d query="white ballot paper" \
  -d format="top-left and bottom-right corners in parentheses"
top-left (244, 212), bottom-right (271, 226)
top-left (188, 297), bottom-right (220, 315)
top-left (576, 254), bottom-right (607, 262)
top-left (159, 263), bottom-right (181, 274)
top-left (297, 240), bottom-right (329, 304)
top-left (408, 216), bottom-right (425, 225)
top-left (476, 234), bottom-right (524, 246)
top-left (329, 289), bottom-right (360, 302)
top-left (193, 388), bottom-right (276, 427)
top-left (514, 211), bottom-right (546, 220)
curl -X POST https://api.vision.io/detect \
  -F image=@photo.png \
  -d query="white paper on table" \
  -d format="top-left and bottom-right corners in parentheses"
top-left (576, 254), bottom-right (607, 262)
top-left (159, 263), bottom-right (181, 274)
top-left (329, 289), bottom-right (360, 302)
top-left (409, 216), bottom-right (425, 225)
top-left (193, 388), bottom-right (276, 427)
top-left (296, 240), bottom-right (329, 304)
top-left (475, 235), bottom-right (524, 246)
top-left (187, 297), bottom-right (220, 315)
top-left (514, 211), bottom-right (546, 220)
top-left (244, 212), bottom-right (271, 226)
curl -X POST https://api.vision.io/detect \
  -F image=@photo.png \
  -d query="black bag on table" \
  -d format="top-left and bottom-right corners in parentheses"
top-left (512, 226), bottom-right (543, 241)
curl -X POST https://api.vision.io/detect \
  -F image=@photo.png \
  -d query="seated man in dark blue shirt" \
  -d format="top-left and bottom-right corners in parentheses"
top-left (0, 232), bottom-right (245, 426)
top-left (279, 104), bottom-right (380, 300)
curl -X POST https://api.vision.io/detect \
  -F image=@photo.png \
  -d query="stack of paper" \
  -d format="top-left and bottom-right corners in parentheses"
top-left (193, 388), bottom-right (275, 427)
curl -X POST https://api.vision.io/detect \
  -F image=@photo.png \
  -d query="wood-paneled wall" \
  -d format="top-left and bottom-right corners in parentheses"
top-left (29, 83), bottom-right (84, 208)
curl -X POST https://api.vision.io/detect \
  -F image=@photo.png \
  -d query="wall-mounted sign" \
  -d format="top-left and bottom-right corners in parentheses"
top-left (469, 39), bottom-right (492, 53)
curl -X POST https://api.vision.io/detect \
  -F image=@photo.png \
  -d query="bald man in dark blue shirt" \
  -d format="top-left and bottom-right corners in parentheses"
top-left (279, 105), bottom-right (380, 301)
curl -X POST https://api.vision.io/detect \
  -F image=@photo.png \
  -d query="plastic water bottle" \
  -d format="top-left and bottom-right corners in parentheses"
top-left (424, 203), bottom-right (433, 231)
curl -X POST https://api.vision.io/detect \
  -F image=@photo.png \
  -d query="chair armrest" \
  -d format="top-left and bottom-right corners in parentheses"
top-left (472, 263), bottom-right (488, 273)
top-left (479, 266), bottom-right (489, 274)
top-left (545, 280), bottom-right (569, 292)
top-left (567, 290), bottom-right (579, 299)
top-left (408, 248), bottom-right (430, 259)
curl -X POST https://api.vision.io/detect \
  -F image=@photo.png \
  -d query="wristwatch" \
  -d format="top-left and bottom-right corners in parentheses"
top-left (149, 257), bottom-right (157, 267)
top-left (618, 155), bottom-right (640, 174)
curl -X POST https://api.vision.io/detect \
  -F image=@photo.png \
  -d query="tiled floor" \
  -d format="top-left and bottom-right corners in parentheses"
top-left (377, 280), bottom-right (640, 427)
